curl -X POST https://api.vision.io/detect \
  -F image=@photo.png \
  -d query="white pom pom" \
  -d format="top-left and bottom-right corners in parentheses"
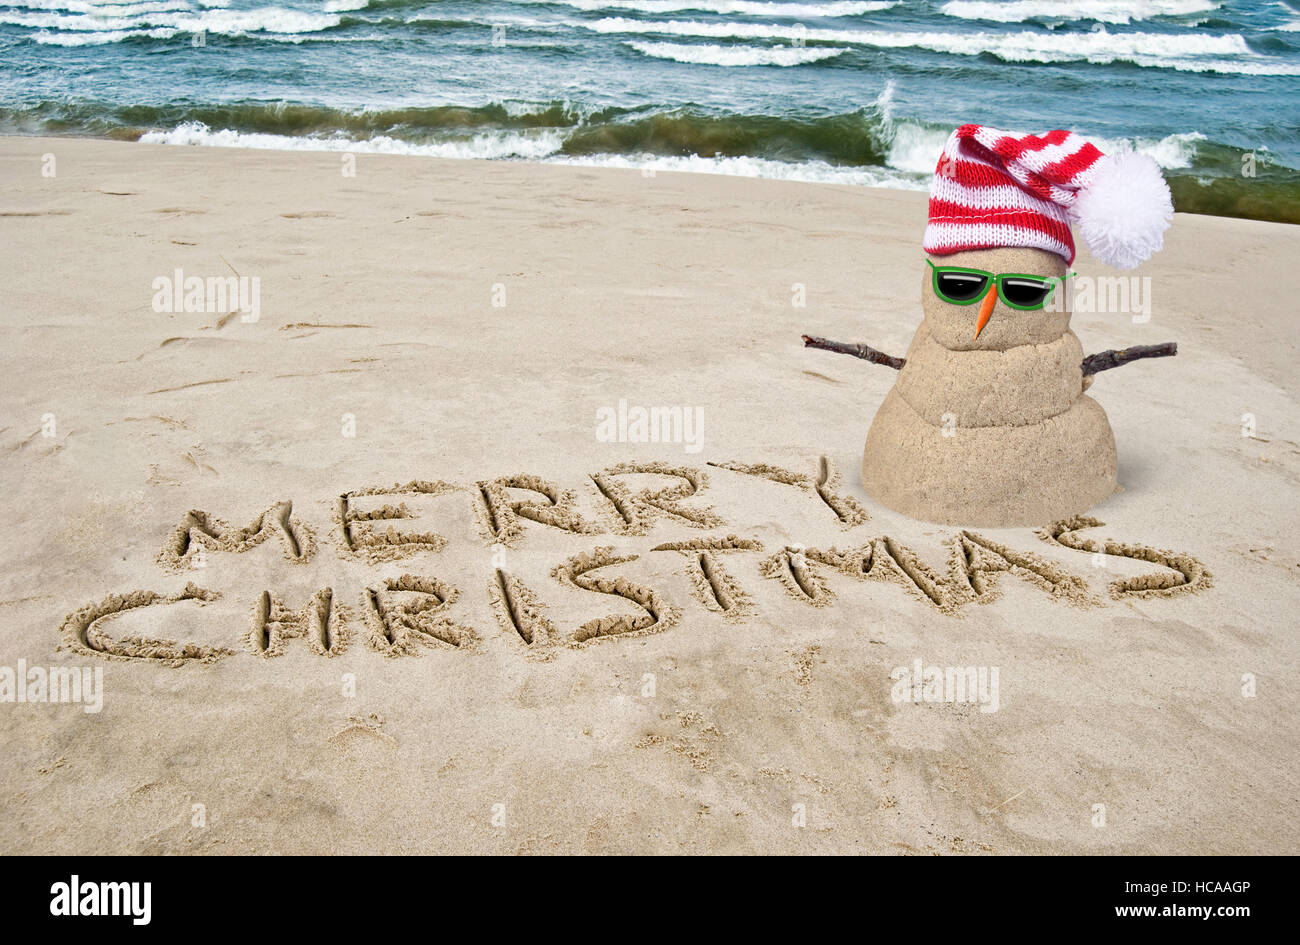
top-left (1073, 150), bottom-right (1174, 270)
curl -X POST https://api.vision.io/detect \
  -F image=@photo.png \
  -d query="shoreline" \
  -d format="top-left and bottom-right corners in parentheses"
top-left (3, 129), bottom-right (1295, 226)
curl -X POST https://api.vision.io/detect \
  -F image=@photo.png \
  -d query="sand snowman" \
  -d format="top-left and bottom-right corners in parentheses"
top-left (808, 125), bottom-right (1176, 527)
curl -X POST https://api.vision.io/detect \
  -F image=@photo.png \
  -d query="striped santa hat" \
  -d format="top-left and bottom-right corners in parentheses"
top-left (923, 124), bottom-right (1174, 270)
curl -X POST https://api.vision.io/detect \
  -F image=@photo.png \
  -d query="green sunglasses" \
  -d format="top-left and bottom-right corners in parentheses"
top-left (927, 259), bottom-right (1072, 311)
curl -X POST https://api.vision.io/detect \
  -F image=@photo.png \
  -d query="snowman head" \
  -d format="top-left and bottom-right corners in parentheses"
top-left (921, 125), bottom-right (1173, 349)
top-left (921, 246), bottom-right (1070, 351)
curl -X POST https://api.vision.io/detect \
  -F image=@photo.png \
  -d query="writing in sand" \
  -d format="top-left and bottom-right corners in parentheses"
top-left (57, 459), bottom-right (1212, 665)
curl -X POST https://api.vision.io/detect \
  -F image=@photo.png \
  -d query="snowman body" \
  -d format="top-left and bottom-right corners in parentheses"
top-left (861, 247), bottom-right (1117, 527)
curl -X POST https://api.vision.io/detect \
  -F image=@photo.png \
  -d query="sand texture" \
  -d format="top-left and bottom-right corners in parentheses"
top-left (0, 137), bottom-right (1297, 855)
top-left (893, 324), bottom-right (1085, 428)
top-left (862, 388), bottom-right (1118, 526)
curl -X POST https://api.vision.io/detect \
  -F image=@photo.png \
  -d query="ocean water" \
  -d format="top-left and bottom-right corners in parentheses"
top-left (2, 0), bottom-right (1298, 221)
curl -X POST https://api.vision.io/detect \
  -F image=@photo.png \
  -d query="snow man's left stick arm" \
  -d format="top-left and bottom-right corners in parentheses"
top-left (801, 335), bottom-right (905, 370)
top-left (1081, 342), bottom-right (1177, 377)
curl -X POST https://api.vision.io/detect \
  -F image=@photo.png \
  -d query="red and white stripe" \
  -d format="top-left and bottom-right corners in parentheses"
top-left (922, 124), bottom-right (1106, 265)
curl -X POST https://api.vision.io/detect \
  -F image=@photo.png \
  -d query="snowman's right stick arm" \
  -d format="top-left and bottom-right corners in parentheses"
top-left (801, 335), bottom-right (906, 370)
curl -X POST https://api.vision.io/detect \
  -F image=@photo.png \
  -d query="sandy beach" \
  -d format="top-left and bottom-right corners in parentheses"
top-left (1, 135), bottom-right (1297, 855)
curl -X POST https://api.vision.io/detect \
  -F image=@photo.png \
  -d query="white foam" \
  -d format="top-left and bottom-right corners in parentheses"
top-left (517, 0), bottom-right (896, 15)
top-left (4, 0), bottom-right (227, 14)
top-left (550, 151), bottom-right (929, 189)
top-left (4, 5), bottom-right (342, 37)
top-left (258, 32), bottom-right (380, 44)
top-left (125, 116), bottom-right (1218, 192)
top-left (938, 1), bottom-right (1219, 25)
top-left (581, 16), bottom-right (1300, 73)
top-left (132, 120), bottom-right (930, 191)
top-left (138, 122), bottom-right (568, 161)
top-left (885, 121), bottom-right (951, 172)
top-left (1126, 56), bottom-right (1300, 74)
top-left (31, 25), bottom-right (176, 43)
top-left (1130, 131), bottom-right (1205, 168)
top-left (1069, 130), bottom-right (1207, 168)
top-left (3, 1), bottom-right (191, 10)
top-left (874, 75), bottom-right (896, 113)
top-left (625, 40), bottom-right (849, 65)
top-left (495, 98), bottom-right (590, 119)
top-left (888, 124), bottom-right (1207, 174)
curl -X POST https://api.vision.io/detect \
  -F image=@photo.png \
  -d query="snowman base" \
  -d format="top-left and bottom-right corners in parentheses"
top-left (861, 388), bottom-right (1118, 528)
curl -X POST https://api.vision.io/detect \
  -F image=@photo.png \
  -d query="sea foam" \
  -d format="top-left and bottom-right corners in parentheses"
top-left (938, 0), bottom-right (1219, 25)
top-left (515, 1), bottom-right (896, 17)
top-left (581, 16), bottom-right (1299, 74)
top-left (625, 40), bottom-right (849, 65)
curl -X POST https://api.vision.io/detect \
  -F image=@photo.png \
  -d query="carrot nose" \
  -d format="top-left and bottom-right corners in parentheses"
top-left (974, 283), bottom-right (997, 339)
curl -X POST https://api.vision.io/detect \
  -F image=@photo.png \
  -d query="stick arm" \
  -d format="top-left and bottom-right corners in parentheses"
top-left (803, 334), bottom-right (1178, 379)
top-left (801, 335), bottom-right (906, 370)
top-left (1081, 342), bottom-right (1178, 377)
